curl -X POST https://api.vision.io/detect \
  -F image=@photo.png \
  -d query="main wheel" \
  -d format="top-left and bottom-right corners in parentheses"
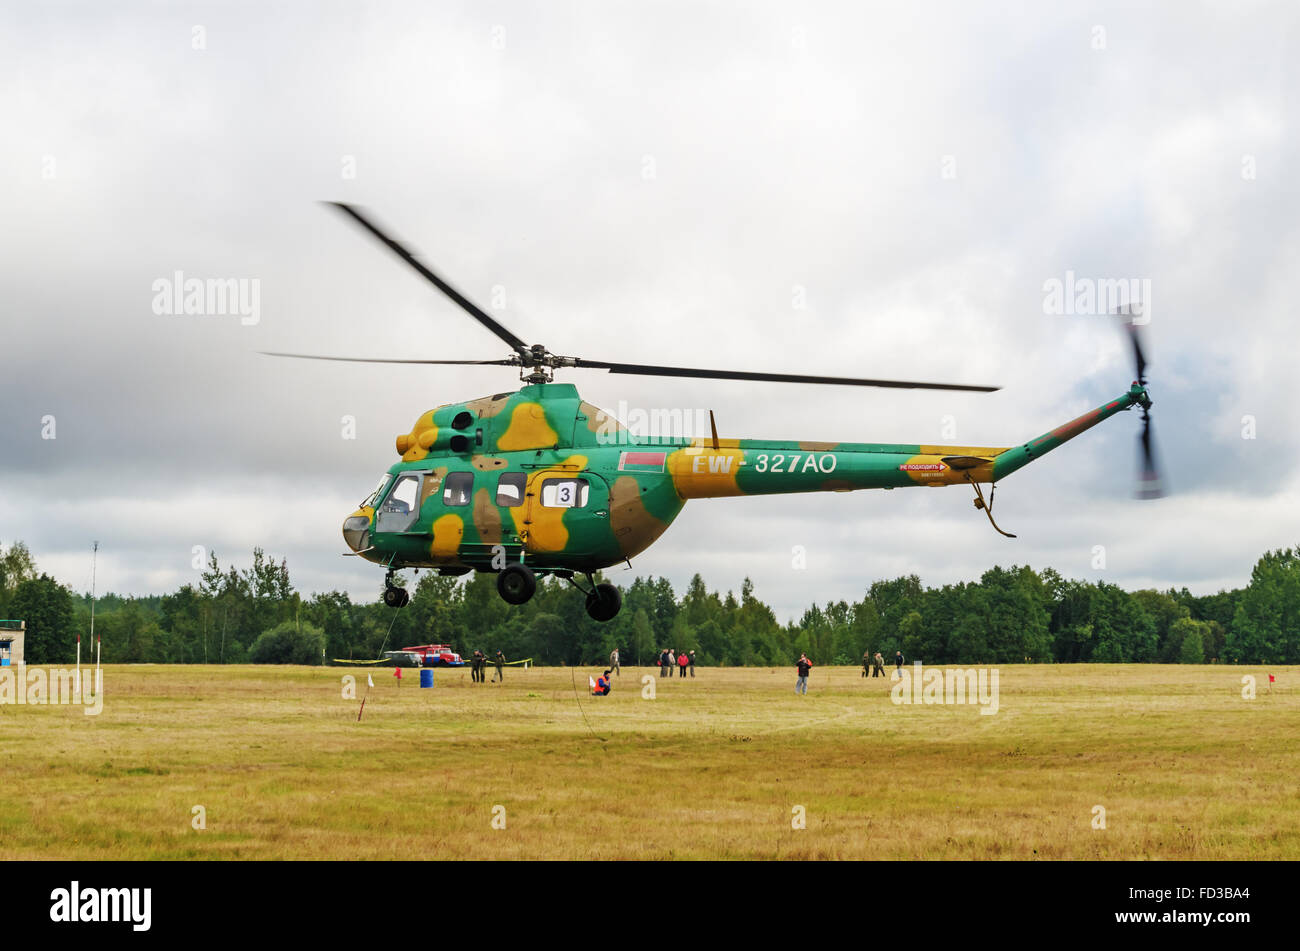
top-left (497, 563), bottom-right (537, 605)
top-left (585, 582), bottom-right (622, 622)
top-left (384, 586), bottom-right (409, 608)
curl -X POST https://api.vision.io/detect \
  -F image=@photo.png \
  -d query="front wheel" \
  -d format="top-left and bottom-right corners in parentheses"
top-left (497, 563), bottom-right (537, 605)
top-left (585, 582), bottom-right (622, 622)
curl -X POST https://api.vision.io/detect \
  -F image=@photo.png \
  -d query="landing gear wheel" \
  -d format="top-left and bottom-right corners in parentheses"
top-left (384, 586), bottom-right (409, 608)
top-left (497, 564), bottom-right (537, 605)
top-left (585, 582), bottom-right (622, 622)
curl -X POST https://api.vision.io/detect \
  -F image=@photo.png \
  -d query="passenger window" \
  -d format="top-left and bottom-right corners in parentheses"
top-left (443, 471), bottom-right (474, 507)
top-left (496, 472), bottom-right (526, 507)
top-left (540, 478), bottom-right (588, 508)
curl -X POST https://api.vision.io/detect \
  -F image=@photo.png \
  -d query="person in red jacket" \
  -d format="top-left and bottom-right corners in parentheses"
top-left (593, 670), bottom-right (611, 696)
top-left (677, 651), bottom-right (688, 678)
top-left (795, 653), bottom-right (813, 695)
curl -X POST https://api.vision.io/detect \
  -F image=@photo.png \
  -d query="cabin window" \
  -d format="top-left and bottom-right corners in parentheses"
top-left (540, 477), bottom-right (589, 508)
top-left (443, 471), bottom-right (474, 507)
top-left (376, 474), bottom-right (420, 532)
top-left (496, 472), bottom-right (526, 507)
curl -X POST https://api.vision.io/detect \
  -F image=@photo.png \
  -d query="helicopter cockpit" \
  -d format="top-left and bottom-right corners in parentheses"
top-left (375, 473), bottom-right (420, 532)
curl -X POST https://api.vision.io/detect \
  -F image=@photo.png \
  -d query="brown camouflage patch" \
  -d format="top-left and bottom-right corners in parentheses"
top-left (418, 466), bottom-right (449, 509)
top-left (821, 479), bottom-right (857, 491)
top-left (472, 486), bottom-right (502, 545)
top-left (471, 455), bottom-right (508, 471)
top-left (580, 401), bottom-right (626, 438)
top-left (608, 475), bottom-right (670, 558)
top-left (465, 393), bottom-right (510, 419)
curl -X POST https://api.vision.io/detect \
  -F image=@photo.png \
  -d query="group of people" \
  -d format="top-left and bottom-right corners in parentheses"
top-left (469, 649), bottom-right (506, 683)
top-left (795, 649), bottom-right (905, 693)
top-left (861, 650), bottom-right (903, 678)
top-left (658, 648), bottom-right (696, 677)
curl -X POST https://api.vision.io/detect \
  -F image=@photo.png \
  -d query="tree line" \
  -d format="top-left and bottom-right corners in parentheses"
top-left (2, 539), bottom-right (1298, 667)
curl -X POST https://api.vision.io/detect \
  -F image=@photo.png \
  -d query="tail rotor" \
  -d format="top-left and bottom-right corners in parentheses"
top-left (1119, 307), bottom-right (1164, 499)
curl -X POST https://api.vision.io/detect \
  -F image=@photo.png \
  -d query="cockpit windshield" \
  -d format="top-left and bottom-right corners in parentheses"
top-left (361, 474), bottom-right (391, 509)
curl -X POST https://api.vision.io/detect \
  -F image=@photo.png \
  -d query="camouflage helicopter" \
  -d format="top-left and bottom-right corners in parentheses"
top-left (267, 204), bottom-right (1161, 622)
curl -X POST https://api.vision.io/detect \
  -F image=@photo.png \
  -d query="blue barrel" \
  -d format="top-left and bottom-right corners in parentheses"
top-left (419, 668), bottom-right (434, 688)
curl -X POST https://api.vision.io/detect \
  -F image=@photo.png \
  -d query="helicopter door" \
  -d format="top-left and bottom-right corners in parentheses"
top-left (521, 469), bottom-right (610, 556)
top-left (374, 472), bottom-right (424, 533)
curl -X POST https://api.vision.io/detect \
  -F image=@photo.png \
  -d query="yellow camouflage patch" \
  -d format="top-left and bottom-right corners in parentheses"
top-left (667, 447), bottom-right (745, 498)
top-left (508, 454), bottom-right (588, 552)
top-left (497, 402), bottom-right (559, 451)
top-left (430, 513), bottom-right (464, 561)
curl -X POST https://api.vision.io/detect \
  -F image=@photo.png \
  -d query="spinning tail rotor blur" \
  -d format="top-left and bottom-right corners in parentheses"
top-left (1121, 311), bottom-right (1164, 500)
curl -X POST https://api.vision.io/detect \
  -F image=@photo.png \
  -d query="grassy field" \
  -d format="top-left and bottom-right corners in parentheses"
top-left (0, 662), bottom-right (1296, 859)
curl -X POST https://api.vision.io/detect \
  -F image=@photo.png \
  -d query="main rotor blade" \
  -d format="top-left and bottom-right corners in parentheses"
top-left (261, 352), bottom-right (515, 366)
top-left (325, 202), bottom-right (530, 355)
top-left (572, 359), bottom-right (999, 392)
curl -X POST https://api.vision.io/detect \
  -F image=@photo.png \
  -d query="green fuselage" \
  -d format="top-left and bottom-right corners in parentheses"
top-left (342, 381), bottom-right (1149, 575)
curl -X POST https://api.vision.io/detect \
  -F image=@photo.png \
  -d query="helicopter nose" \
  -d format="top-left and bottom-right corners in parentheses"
top-left (343, 511), bottom-right (370, 553)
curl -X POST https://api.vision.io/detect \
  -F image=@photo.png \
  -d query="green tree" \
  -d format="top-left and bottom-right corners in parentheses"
top-left (8, 574), bottom-right (76, 664)
top-left (0, 540), bottom-right (38, 614)
top-left (1227, 547), bottom-right (1300, 663)
top-left (1176, 620), bottom-right (1205, 664)
top-left (248, 620), bottom-right (326, 665)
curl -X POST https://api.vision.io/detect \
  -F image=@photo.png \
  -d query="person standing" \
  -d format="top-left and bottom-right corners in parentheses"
top-left (677, 650), bottom-right (688, 678)
top-left (492, 649), bottom-right (506, 682)
top-left (795, 653), bottom-right (813, 695)
top-left (873, 651), bottom-right (885, 678)
top-left (862, 651), bottom-right (871, 678)
top-left (610, 647), bottom-right (620, 677)
top-left (688, 650), bottom-right (696, 677)
top-left (894, 649), bottom-right (904, 674)
top-left (471, 649), bottom-right (483, 683)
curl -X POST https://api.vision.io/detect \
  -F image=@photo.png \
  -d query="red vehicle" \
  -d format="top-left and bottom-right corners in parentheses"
top-left (383, 644), bottom-right (465, 668)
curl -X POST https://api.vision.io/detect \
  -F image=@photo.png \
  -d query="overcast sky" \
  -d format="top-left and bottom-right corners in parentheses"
top-left (2, 1), bottom-right (1297, 622)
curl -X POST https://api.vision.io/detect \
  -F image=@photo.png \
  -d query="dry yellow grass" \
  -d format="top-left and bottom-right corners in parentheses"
top-left (0, 663), bottom-right (1296, 859)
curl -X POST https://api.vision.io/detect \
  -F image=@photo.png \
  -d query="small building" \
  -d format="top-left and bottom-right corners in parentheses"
top-left (0, 620), bottom-right (24, 667)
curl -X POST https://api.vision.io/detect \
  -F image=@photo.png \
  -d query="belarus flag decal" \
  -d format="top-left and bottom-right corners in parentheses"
top-left (618, 451), bottom-right (667, 473)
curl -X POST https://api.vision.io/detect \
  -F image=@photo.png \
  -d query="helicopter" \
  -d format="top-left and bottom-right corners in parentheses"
top-left (266, 203), bottom-right (1162, 622)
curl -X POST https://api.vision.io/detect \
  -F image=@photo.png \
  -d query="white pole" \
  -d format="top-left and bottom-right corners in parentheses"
top-left (89, 541), bottom-right (98, 664)
top-left (76, 634), bottom-right (81, 700)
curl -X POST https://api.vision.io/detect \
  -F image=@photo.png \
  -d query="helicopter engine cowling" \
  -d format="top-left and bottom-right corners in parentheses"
top-left (395, 428), bottom-right (473, 456)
